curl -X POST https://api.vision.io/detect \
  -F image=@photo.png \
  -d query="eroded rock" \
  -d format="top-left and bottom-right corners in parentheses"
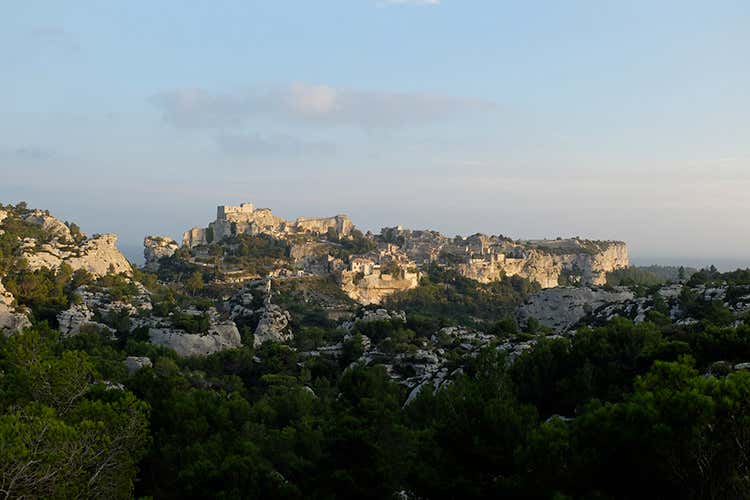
top-left (143, 236), bottom-right (179, 270)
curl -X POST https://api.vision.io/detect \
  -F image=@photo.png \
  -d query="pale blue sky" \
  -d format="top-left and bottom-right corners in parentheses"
top-left (1, 1), bottom-right (749, 267)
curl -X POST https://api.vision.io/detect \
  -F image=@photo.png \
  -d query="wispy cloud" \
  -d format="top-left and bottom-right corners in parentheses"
top-left (151, 83), bottom-right (490, 130)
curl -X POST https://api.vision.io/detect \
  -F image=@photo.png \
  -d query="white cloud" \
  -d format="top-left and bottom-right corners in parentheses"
top-left (287, 83), bottom-right (338, 115)
top-left (151, 83), bottom-right (490, 129)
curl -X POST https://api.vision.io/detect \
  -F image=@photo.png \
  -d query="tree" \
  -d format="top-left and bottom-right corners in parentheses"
top-left (0, 329), bottom-right (150, 499)
top-left (185, 271), bottom-right (204, 295)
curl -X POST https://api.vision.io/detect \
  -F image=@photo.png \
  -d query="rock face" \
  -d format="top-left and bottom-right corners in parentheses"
top-left (254, 303), bottom-right (293, 347)
top-left (3, 208), bottom-right (132, 277)
top-left (21, 233), bottom-right (132, 277)
top-left (57, 304), bottom-right (95, 336)
top-left (183, 202), bottom-right (354, 248)
top-left (294, 215), bottom-right (353, 238)
top-left (383, 227), bottom-right (628, 289)
top-left (149, 318), bottom-right (242, 357)
top-left (0, 279), bottom-right (31, 335)
top-left (338, 269), bottom-right (420, 305)
top-left (21, 210), bottom-right (72, 240)
top-left (517, 287), bottom-right (635, 332)
top-left (454, 242), bottom-right (629, 288)
top-left (143, 236), bottom-right (179, 270)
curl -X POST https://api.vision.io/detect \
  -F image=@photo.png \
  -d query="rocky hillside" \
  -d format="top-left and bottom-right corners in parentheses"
top-left (163, 202), bottom-right (628, 306)
top-left (0, 203), bottom-right (132, 334)
top-left (0, 204), bottom-right (131, 277)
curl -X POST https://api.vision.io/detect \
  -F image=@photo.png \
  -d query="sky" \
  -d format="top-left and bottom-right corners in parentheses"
top-left (1, 1), bottom-right (749, 268)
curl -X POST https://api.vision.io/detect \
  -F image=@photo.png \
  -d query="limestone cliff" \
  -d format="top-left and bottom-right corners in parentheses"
top-left (458, 242), bottom-right (629, 288)
top-left (338, 269), bottom-right (420, 305)
top-left (20, 233), bottom-right (132, 277)
top-left (517, 286), bottom-right (635, 332)
top-left (3, 207), bottom-right (133, 277)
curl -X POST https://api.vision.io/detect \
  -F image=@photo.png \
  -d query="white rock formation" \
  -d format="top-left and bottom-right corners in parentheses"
top-left (149, 323), bottom-right (242, 357)
top-left (517, 287), bottom-right (635, 332)
top-left (57, 304), bottom-right (95, 336)
top-left (21, 233), bottom-right (132, 277)
top-left (22, 210), bottom-right (72, 240)
top-left (254, 304), bottom-right (293, 347)
top-left (338, 268), bottom-right (420, 305)
top-left (143, 236), bottom-right (179, 270)
top-left (147, 310), bottom-right (242, 357)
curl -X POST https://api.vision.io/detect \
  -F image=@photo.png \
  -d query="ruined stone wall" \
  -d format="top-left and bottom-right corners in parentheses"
top-left (183, 227), bottom-right (207, 248)
top-left (294, 215), bottom-right (353, 237)
top-left (218, 203), bottom-right (254, 220)
top-left (338, 268), bottom-right (420, 305)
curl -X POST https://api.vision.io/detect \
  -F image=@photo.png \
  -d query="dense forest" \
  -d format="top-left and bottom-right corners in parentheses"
top-left (2, 269), bottom-right (750, 498)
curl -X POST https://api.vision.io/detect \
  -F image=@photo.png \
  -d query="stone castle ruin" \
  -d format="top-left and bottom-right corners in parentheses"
top-left (183, 202), bottom-right (354, 247)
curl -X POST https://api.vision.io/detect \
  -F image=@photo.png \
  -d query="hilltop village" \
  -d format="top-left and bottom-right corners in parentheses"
top-left (169, 202), bottom-right (628, 304)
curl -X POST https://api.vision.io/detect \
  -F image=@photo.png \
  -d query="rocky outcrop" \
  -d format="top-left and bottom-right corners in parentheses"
top-left (294, 215), bottom-right (353, 237)
top-left (148, 313), bottom-right (242, 357)
top-left (382, 226), bottom-right (628, 288)
top-left (254, 304), bottom-right (293, 347)
top-left (143, 236), bottom-right (179, 270)
top-left (0, 279), bottom-right (31, 335)
top-left (517, 287), bottom-right (635, 332)
top-left (21, 233), bottom-right (132, 277)
top-left (458, 243), bottom-right (628, 288)
top-left (22, 209), bottom-right (72, 240)
top-left (57, 304), bottom-right (96, 336)
top-left (0, 208), bottom-right (132, 278)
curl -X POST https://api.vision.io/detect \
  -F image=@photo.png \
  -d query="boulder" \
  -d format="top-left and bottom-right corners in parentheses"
top-left (146, 309), bottom-right (242, 357)
top-left (149, 321), bottom-right (242, 357)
